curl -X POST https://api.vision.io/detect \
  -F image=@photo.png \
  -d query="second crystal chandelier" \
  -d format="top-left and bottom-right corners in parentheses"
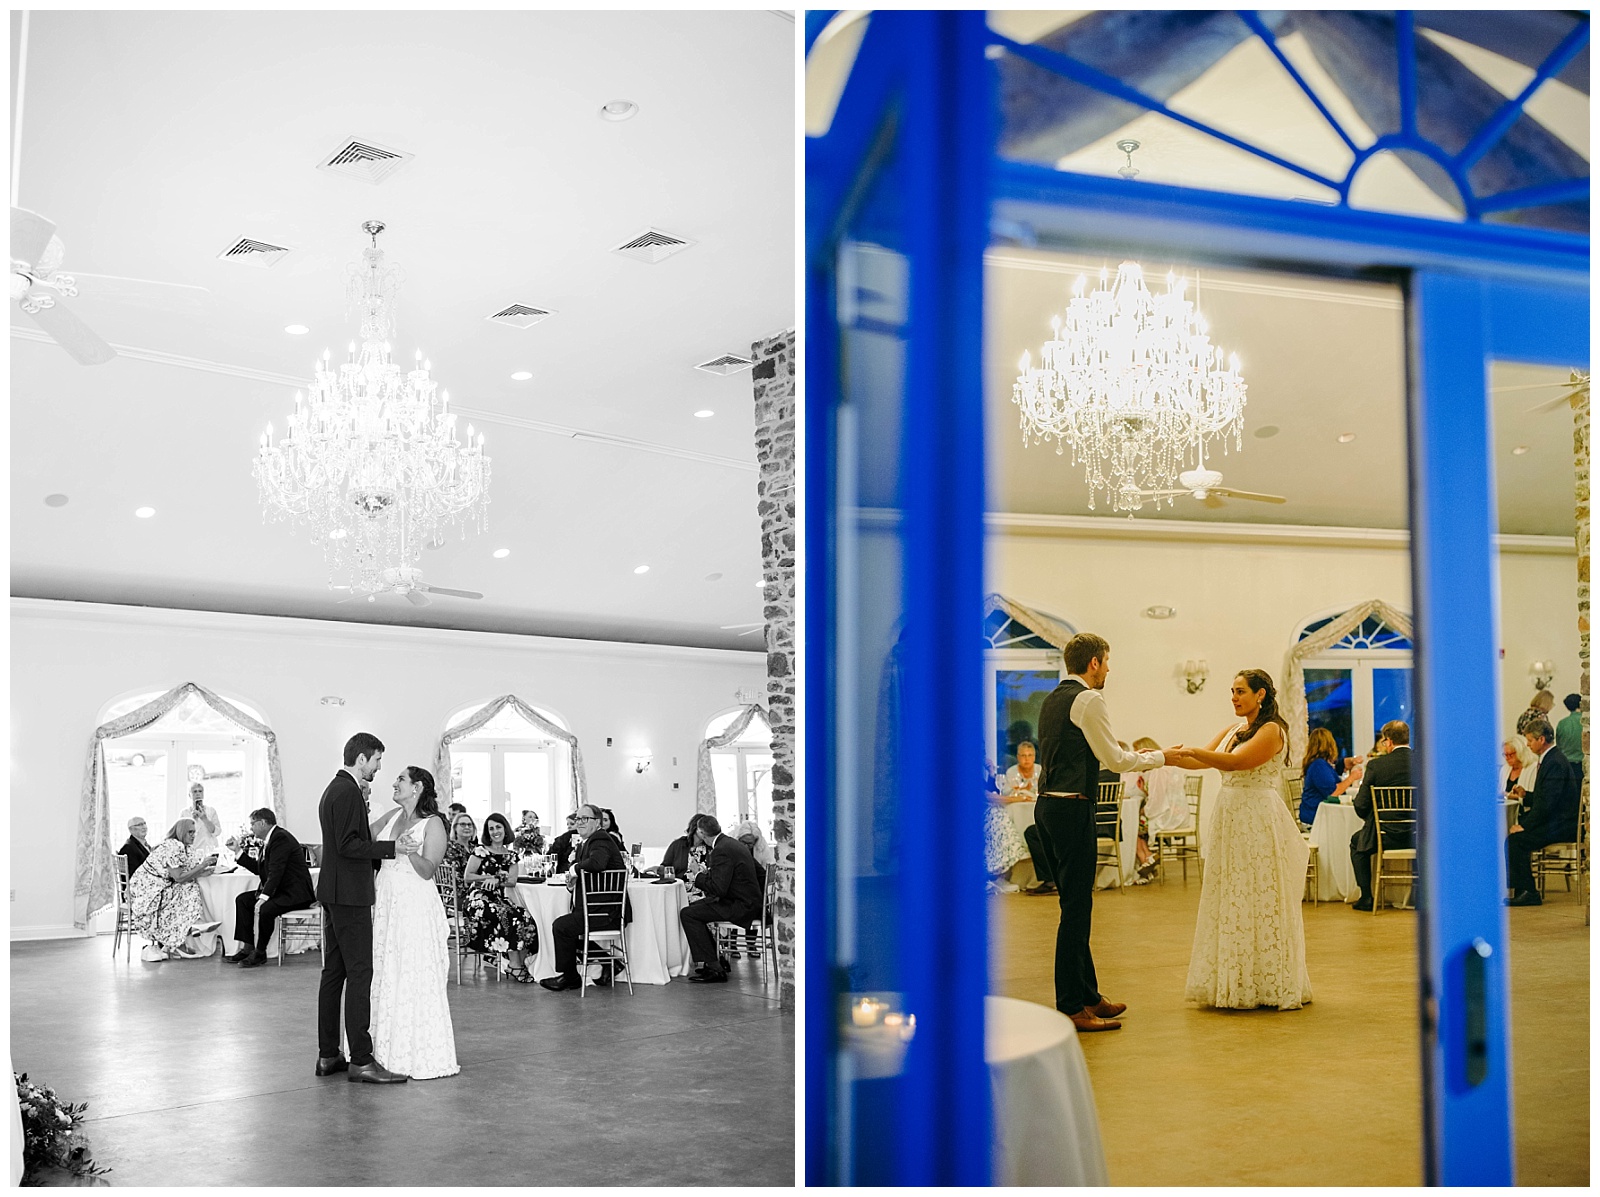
top-left (1012, 261), bottom-right (1246, 513)
top-left (253, 221), bottom-right (491, 591)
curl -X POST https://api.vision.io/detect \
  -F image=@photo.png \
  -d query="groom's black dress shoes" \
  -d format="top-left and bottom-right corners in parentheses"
top-left (315, 1055), bottom-right (349, 1077)
top-left (1507, 891), bottom-right (1543, 907)
top-left (348, 1061), bottom-right (409, 1084)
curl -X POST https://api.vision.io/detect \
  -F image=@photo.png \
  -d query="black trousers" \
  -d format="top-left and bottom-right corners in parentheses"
top-left (233, 890), bottom-right (313, 952)
top-left (318, 904), bottom-right (375, 1066)
top-left (551, 911), bottom-right (621, 979)
top-left (1024, 823), bottom-right (1056, 887)
top-left (1350, 834), bottom-right (1375, 902)
top-left (680, 899), bottom-right (751, 970)
top-left (1034, 796), bottom-right (1099, 1016)
top-left (1507, 828), bottom-right (1560, 894)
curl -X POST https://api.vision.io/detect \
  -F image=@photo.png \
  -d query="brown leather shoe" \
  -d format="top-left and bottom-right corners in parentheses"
top-left (1068, 1010), bottom-right (1122, 1032)
top-left (1088, 998), bottom-right (1126, 1018)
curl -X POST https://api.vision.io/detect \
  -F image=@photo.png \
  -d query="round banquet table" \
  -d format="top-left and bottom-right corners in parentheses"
top-left (514, 878), bottom-right (693, 985)
top-left (194, 866), bottom-right (320, 956)
top-left (986, 995), bottom-right (1109, 1185)
top-left (1307, 802), bottom-right (1363, 902)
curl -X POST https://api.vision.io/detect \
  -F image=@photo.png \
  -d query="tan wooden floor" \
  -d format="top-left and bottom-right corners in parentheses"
top-left (991, 871), bottom-right (1589, 1186)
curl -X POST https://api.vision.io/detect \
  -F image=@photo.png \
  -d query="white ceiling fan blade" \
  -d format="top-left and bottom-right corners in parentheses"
top-left (404, 589), bottom-right (431, 607)
top-left (1133, 489), bottom-right (1188, 498)
top-left (1491, 378), bottom-right (1584, 394)
top-left (11, 207), bottom-right (55, 266)
top-left (72, 273), bottom-right (213, 317)
top-left (418, 583), bottom-right (483, 600)
top-left (1211, 487), bottom-right (1287, 504)
top-left (720, 621), bottom-right (763, 629)
top-left (1526, 388), bottom-right (1583, 415)
top-left (738, 627), bottom-right (763, 637)
top-left (25, 300), bottom-right (116, 364)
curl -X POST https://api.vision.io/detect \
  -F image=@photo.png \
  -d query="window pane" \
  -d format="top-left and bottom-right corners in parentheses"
top-left (449, 702), bottom-right (564, 738)
top-left (1372, 667), bottom-right (1414, 743)
top-left (996, 670), bottom-right (1060, 771)
top-left (454, 751), bottom-right (492, 830)
top-left (504, 751), bottom-right (551, 831)
top-left (712, 753), bottom-right (740, 830)
top-left (747, 751), bottom-right (776, 840)
top-left (187, 748), bottom-right (249, 839)
top-left (1305, 668), bottom-right (1354, 763)
top-left (106, 747), bottom-right (167, 844)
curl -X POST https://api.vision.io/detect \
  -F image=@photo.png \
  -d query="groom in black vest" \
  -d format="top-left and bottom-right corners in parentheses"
top-left (1036, 633), bottom-right (1176, 1032)
top-left (315, 732), bottom-right (407, 1083)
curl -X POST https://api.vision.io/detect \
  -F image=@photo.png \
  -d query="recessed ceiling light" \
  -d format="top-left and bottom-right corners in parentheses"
top-left (320, 695), bottom-right (345, 706)
top-left (704, 572), bottom-right (723, 582)
top-left (493, 548), bottom-right (511, 558)
top-left (600, 99), bottom-right (639, 122)
top-left (43, 494), bottom-right (68, 507)
top-left (510, 371), bottom-right (532, 381)
top-left (1511, 445), bottom-right (1530, 455)
top-left (1337, 433), bottom-right (1357, 444)
top-left (1252, 425), bottom-right (1279, 439)
top-left (634, 565), bottom-right (650, 575)
top-left (694, 410), bottom-right (715, 418)
top-left (285, 324), bottom-right (309, 335)
top-left (135, 506), bottom-right (155, 519)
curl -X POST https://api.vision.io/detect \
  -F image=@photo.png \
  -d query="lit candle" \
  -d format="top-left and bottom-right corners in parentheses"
top-left (851, 999), bottom-right (876, 1027)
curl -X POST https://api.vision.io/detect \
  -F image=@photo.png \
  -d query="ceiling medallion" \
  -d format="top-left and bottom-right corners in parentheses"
top-left (253, 221), bottom-right (491, 592)
top-left (1012, 261), bottom-right (1247, 513)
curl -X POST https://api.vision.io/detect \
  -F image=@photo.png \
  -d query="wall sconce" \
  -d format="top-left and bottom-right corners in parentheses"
top-left (633, 756), bottom-right (652, 774)
top-left (1183, 659), bottom-right (1209, 694)
top-left (1529, 660), bottom-right (1556, 690)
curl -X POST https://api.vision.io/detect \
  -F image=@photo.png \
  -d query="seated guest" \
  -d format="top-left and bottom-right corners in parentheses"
top-left (118, 816), bottom-right (151, 876)
top-left (1506, 716), bottom-right (1581, 907)
top-left (126, 818), bottom-right (221, 960)
top-left (448, 801), bottom-right (468, 822)
top-left (1350, 721), bottom-right (1413, 911)
top-left (649, 816), bottom-right (701, 879)
top-left (1502, 735), bottom-right (1536, 795)
top-left (442, 812), bottom-right (478, 879)
top-left (550, 813), bottom-right (579, 873)
top-left (731, 819), bottom-right (774, 956)
top-left (223, 808), bottom-right (316, 967)
top-left (1124, 736), bottom-right (1186, 879)
top-left (462, 813), bottom-right (538, 982)
top-left (1517, 690), bottom-right (1556, 736)
top-left (600, 807), bottom-right (625, 848)
top-left (985, 760), bottom-right (1029, 893)
top-left (1299, 728), bottom-right (1342, 827)
top-left (514, 810), bottom-right (546, 855)
top-left (541, 805), bottom-right (628, 992)
top-left (1556, 693), bottom-right (1585, 787)
top-left (1003, 740), bottom-right (1042, 800)
top-left (679, 814), bottom-right (762, 984)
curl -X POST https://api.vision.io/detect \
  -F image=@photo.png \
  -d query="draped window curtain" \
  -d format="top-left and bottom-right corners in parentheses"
top-left (1281, 599), bottom-right (1415, 769)
top-left (433, 695), bottom-right (586, 818)
top-left (696, 705), bottom-right (770, 816)
top-left (74, 681), bottom-right (286, 929)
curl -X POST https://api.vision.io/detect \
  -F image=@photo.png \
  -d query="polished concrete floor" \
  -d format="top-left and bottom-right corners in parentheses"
top-left (12, 938), bottom-right (793, 1186)
top-left (993, 872), bottom-right (1589, 1186)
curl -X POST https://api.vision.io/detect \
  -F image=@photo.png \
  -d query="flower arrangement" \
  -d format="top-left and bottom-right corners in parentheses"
top-left (14, 1072), bottom-right (111, 1183)
top-left (512, 827), bottom-right (545, 855)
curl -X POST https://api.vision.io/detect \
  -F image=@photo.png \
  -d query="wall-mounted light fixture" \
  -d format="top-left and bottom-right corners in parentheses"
top-left (633, 756), bottom-right (652, 774)
top-left (1182, 659), bottom-right (1209, 694)
top-left (1529, 660), bottom-right (1556, 690)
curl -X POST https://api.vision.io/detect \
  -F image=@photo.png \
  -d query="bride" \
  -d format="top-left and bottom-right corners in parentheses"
top-left (1169, 669), bottom-right (1312, 1011)
top-left (369, 766), bottom-right (460, 1079)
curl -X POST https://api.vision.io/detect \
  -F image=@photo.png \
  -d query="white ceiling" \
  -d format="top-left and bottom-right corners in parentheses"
top-left (11, 10), bottom-right (795, 650)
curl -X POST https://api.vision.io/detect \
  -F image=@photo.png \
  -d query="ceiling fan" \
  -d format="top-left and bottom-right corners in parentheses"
top-left (337, 567), bottom-right (483, 607)
top-left (10, 206), bottom-right (117, 365)
top-left (1133, 467), bottom-right (1287, 509)
top-left (1499, 370), bottom-right (1589, 415)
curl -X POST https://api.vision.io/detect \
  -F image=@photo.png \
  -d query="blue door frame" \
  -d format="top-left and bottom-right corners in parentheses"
top-left (808, 11), bottom-right (1589, 1186)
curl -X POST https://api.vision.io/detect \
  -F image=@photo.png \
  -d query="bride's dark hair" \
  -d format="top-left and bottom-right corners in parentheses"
top-left (402, 766), bottom-right (447, 828)
top-left (1234, 669), bottom-right (1291, 762)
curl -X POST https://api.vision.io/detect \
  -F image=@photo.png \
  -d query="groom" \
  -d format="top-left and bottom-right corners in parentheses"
top-left (315, 732), bottom-right (407, 1083)
top-left (1036, 633), bottom-right (1178, 1032)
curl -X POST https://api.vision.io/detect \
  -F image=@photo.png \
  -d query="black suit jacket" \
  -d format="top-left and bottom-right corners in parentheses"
top-left (570, 830), bottom-right (631, 924)
top-left (1352, 747), bottom-right (1413, 854)
top-left (237, 825), bottom-right (316, 907)
top-left (1520, 746), bottom-right (1580, 843)
top-left (118, 836), bottom-right (150, 877)
top-left (551, 830), bottom-right (578, 873)
top-left (315, 771), bottom-right (395, 907)
top-left (694, 835), bottom-right (762, 925)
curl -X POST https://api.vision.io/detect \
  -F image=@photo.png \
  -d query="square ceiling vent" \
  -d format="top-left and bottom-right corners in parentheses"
top-left (694, 353), bottom-right (754, 376)
top-left (316, 137), bottom-right (414, 185)
top-left (216, 237), bottom-right (293, 268)
top-left (611, 227), bottom-right (695, 264)
top-left (486, 303), bottom-right (554, 329)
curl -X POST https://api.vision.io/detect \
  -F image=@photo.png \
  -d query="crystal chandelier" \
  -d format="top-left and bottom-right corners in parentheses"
top-left (1012, 261), bottom-right (1246, 513)
top-left (253, 221), bottom-right (490, 590)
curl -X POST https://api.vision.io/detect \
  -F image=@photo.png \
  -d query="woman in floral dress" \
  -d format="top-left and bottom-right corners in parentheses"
top-left (126, 817), bottom-right (221, 959)
top-left (461, 812), bottom-right (539, 982)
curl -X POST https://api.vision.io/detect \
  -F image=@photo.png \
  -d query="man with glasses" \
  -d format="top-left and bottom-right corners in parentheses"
top-left (118, 816), bottom-right (151, 876)
top-left (540, 805), bottom-right (627, 992)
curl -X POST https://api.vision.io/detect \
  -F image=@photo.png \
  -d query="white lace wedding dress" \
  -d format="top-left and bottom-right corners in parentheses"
top-left (1185, 734), bottom-right (1313, 1010)
top-left (371, 817), bottom-right (460, 1079)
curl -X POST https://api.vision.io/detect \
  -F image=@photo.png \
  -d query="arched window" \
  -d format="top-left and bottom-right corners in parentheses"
top-left (982, 594), bottom-right (1074, 772)
top-left (444, 700), bottom-right (572, 833)
top-left (705, 707), bottom-right (774, 838)
top-left (99, 688), bottom-right (270, 846)
top-left (1297, 607), bottom-right (1414, 763)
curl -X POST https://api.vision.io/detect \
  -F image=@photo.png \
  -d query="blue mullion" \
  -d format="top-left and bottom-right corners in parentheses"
top-left (986, 30), bottom-right (1342, 193)
top-left (1475, 177), bottom-right (1591, 215)
top-left (1455, 20), bottom-right (1591, 175)
top-left (1236, 10), bottom-right (1361, 156)
top-left (1397, 12), bottom-right (1418, 138)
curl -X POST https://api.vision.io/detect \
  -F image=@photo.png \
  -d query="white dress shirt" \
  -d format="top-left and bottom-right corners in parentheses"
top-left (1065, 674), bottom-right (1164, 774)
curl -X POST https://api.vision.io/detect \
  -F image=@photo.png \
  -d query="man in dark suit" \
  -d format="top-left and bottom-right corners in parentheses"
top-left (550, 813), bottom-right (580, 873)
top-left (118, 817), bottom-right (151, 876)
top-left (223, 808), bottom-right (316, 968)
top-left (315, 733), bottom-right (406, 1084)
top-left (1350, 721), bottom-right (1414, 912)
top-left (541, 804), bottom-right (628, 992)
top-left (1506, 716), bottom-right (1581, 906)
top-left (679, 813), bottom-right (763, 984)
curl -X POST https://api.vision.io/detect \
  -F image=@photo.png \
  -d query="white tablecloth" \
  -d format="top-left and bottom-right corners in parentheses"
top-left (1307, 802), bottom-right (1363, 902)
top-left (514, 879), bottom-right (692, 985)
top-left (986, 995), bottom-right (1109, 1186)
top-left (1009, 797), bottom-right (1141, 888)
top-left (195, 867), bottom-right (320, 955)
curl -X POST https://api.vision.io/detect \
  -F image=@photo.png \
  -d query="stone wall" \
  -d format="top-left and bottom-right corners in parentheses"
top-left (1574, 378), bottom-right (1589, 923)
top-left (750, 329), bottom-right (796, 1008)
